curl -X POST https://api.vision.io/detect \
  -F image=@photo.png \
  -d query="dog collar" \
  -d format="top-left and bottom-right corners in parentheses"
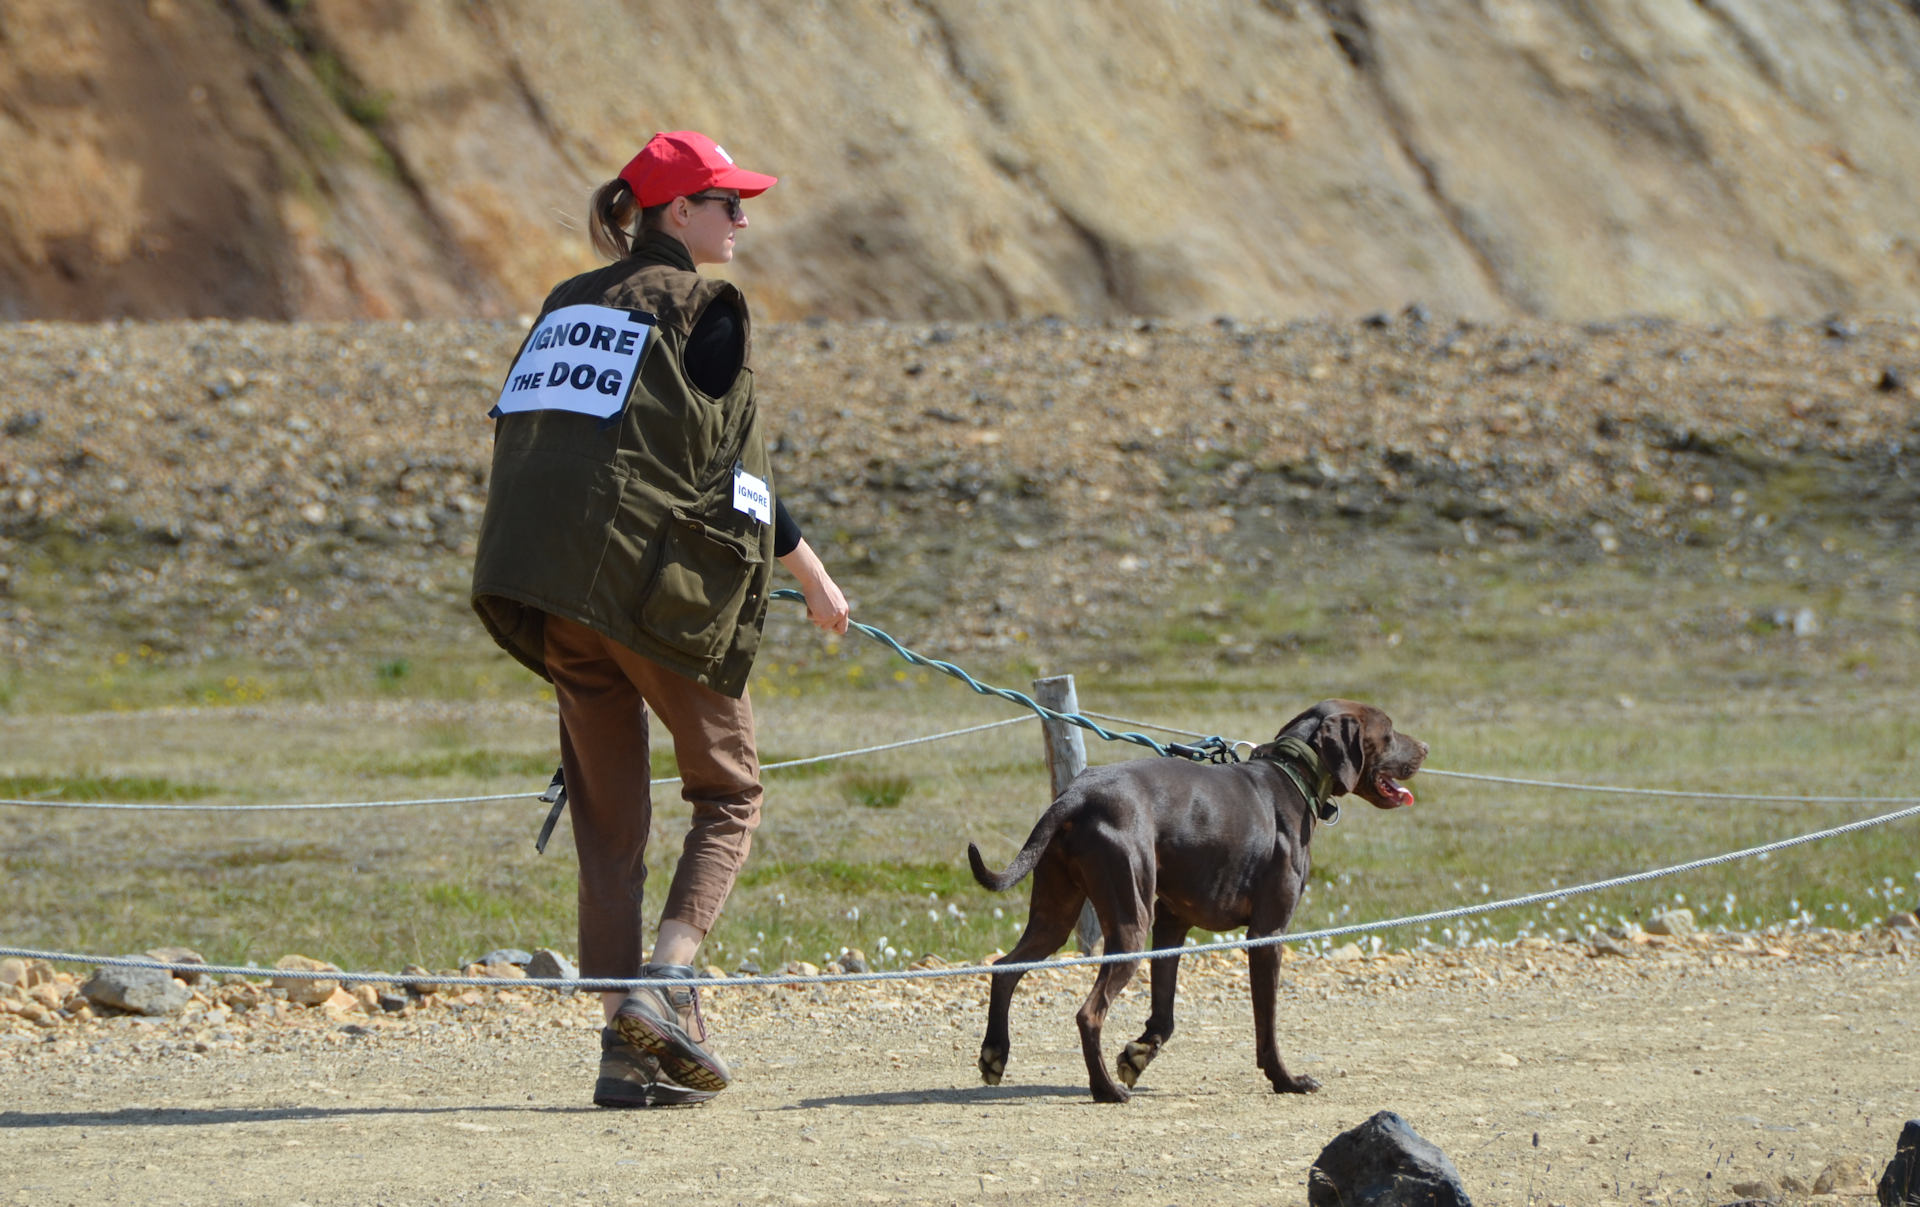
top-left (1270, 736), bottom-right (1342, 825)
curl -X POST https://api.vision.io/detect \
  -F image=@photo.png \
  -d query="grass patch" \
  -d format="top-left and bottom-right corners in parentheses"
top-left (2, 533), bottom-right (1915, 975)
top-left (841, 772), bottom-right (912, 809)
top-left (738, 859), bottom-right (974, 896)
top-left (361, 749), bottom-right (557, 781)
top-left (0, 773), bottom-right (217, 802)
top-left (207, 842), bottom-right (347, 870)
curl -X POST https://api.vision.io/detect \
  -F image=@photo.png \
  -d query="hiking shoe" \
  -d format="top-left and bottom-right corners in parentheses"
top-left (610, 964), bottom-right (730, 1094)
top-left (593, 1027), bottom-right (715, 1109)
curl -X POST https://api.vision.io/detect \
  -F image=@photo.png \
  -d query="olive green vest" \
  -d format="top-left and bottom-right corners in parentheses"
top-left (470, 232), bottom-right (776, 697)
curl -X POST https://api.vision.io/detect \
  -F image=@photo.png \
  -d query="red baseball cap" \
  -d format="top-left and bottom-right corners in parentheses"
top-left (618, 131), bottom-right (778, 207)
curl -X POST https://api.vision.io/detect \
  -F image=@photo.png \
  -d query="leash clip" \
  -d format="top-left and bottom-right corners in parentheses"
top-left (534, 767), bottom-right (567, 854)
top-left (1165, 736), bottom-right (1238, 764)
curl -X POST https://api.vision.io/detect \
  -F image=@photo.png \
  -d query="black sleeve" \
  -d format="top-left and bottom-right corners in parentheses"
top-left (688, 297), bottom-right (800, 554)
top-left (773, 498), bottom-right (801, 558)
top-left (683, 297), bottom-right (745, 398)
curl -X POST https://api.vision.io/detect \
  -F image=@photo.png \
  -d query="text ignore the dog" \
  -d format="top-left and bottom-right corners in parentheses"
top-left (491, 304), bottom-right (656, 420)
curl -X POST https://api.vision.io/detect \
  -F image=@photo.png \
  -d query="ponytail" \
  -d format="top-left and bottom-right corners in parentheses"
top-left (588, 178), bottom-right (669, 260)
top-left (588, 178), bottom-right (637, 260)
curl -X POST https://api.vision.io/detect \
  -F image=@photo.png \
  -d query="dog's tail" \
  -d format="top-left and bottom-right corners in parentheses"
top-left (967, 803), bottom-right (1066, 892)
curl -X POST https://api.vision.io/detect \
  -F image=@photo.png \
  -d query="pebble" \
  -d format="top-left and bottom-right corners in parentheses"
top-left (400, 964), bottom-right (448, 996)
top-left (525, 949), bottom-right (578, 982)
top-left (272, 955), bottom-right (342, 1007)
top-left (1589, 933), bottom-right (1633, 957)
top-left (145, 946), bottom-right (210, 985)
top-left (1644, 908), bottom-right (1696, 938)
top-left (81, 962), bottom-right (191, 1017)
top-left (1812, 1155), bottom-right (1875, 1193)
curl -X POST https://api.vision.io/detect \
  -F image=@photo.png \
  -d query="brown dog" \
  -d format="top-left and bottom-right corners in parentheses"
top-left (967, 699), bottom-right (1426, 1103)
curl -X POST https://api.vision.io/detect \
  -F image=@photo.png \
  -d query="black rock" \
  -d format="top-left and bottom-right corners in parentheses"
top-left (1881, 1119), bottom-right (1920, 1207)
top-left (476, 948), bottom-right (533, 968)
top-left (1309, 1110), bottom-right (1472, 1207)
top-left (1877, 367), bottom-right (1906, 393)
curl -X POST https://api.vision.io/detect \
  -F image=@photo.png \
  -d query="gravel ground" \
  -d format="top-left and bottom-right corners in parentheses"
top-left (1, 315), bottom-right (1915, 667)
top-left (2, 931), bottom-right (1915, 1205)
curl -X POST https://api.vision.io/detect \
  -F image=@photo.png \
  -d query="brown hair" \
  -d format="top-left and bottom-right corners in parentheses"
top-left (588, 178), bottom-right (669, 260)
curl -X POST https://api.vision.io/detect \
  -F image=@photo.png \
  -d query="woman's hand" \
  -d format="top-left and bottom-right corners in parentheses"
top-left (777, 539), bottom-right (850, 634)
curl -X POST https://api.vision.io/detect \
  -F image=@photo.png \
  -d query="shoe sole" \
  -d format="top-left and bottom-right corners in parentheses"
top-left (611, 1013), bottom-right (731, 1094)
top-left (593, 1077), bottom-right (715, 1109)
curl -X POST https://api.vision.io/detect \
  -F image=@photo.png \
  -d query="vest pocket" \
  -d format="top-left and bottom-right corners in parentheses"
top-left (636, 508), bottom-right (762, 665)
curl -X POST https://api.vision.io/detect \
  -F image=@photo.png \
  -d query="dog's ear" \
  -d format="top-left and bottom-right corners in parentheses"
top-left (1312, 711), bottom-right (1365, 797)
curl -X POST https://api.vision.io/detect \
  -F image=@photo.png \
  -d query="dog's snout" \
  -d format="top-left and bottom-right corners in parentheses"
top-left (1384, 731), bottom-right (1428, 776)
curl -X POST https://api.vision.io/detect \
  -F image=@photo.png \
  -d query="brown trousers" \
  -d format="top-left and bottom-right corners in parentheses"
top-left (543, 613), bottom-right (762, 978)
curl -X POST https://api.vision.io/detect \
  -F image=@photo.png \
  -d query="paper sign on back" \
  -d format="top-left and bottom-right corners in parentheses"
top-left (492, 304), bottom-right (656, 420)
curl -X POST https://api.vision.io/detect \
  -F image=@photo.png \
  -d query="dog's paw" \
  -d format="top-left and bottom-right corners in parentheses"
top-left (1115, 1041), bottom-right (1157, 1089)
top-left (1091, 1080), bottom-right (1131, 1104)
top-left (1270, 1073), bottom-right (1322, 1095)
top-left (978, 1050), bottom-right (1005, 1086)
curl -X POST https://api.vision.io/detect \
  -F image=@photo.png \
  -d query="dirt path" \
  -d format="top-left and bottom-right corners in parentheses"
top-left (3, 938), bottom-right (1913, 1206)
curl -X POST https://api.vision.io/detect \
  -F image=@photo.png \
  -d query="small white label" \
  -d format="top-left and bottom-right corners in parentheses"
top-left (492, 304), bottom-right (654, 420)
top-left (732, 466), bottom-right (771, 525)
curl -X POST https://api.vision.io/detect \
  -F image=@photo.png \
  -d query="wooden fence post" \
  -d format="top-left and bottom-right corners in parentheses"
top-left (1033, 674), bottom-right (1101, 955)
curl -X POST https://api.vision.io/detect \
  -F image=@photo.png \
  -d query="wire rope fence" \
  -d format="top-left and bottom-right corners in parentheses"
top-left (7, 594), bottom-right (1915, 990)
top-left (6, 797), bottom-right (1916, 992)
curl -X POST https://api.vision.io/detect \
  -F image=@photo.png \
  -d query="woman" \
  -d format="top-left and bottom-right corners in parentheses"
top-left (471, 130), bottom-right (850, 1108)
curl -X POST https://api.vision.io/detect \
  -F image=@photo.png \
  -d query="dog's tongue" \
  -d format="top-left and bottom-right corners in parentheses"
top-left (1379, 776), bottom-right (1415, 807)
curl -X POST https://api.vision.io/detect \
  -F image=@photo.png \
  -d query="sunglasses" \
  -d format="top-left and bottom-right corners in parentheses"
top-left (685, 192), bottom-right (744, 222)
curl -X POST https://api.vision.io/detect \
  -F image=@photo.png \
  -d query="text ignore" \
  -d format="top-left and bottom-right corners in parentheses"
top-left (491, 304), bottom-right (656, 420)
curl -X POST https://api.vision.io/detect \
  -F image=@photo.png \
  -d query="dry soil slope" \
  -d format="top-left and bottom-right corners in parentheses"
top-left (2, 1), bottom-right (1918, 322)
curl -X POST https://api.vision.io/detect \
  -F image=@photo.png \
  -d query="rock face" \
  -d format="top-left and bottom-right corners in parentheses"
top-left (2, 1), bottom-right (1918, 322)
top-left (1309, 1110), bottom-right (1473, 1207)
